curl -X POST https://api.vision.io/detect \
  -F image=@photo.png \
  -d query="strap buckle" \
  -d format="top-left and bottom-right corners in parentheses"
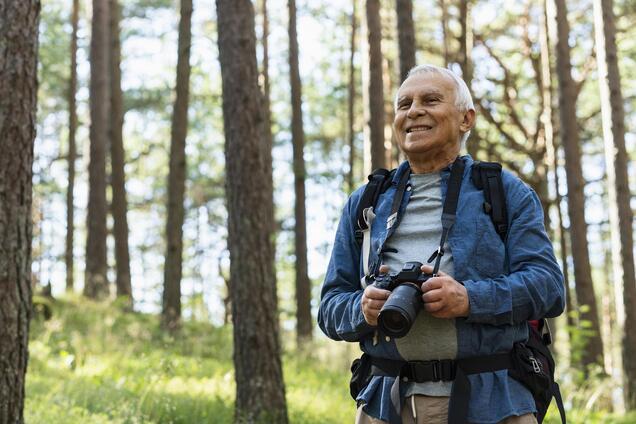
top-left (407, 360), bottom-right (454, 383)
top-left (427, 246), bottom-right (444, 264)
top-left (431, 360), bottom-right (441, 382)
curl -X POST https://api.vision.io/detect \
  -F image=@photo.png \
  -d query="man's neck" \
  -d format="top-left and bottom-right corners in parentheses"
top-left (407, 147), bottom-right (460, 174)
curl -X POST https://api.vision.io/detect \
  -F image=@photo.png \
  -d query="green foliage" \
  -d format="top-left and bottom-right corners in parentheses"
top-left (26, 297), bottom-right (354, 423)
top-left (28, 298), bottom-right (636, 423)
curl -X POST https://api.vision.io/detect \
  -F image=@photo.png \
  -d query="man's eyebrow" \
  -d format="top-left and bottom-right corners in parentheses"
top-left (397, 90), bottom-right (445, 103)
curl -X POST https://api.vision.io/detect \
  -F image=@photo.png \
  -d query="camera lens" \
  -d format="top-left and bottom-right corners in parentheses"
top-left (377, 283), bottom-right (422, 338)
top-left (379, 310), bottom-right (408, 335)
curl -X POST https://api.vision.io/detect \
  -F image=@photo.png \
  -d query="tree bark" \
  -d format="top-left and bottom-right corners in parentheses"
top-left (109, 0), bottom-right (133, 306)
top-left (85, 0), bottom-right (110, 299)
top-left (258, 0), bottom-right (278, 340)
top-left (216, 1), bottom-right (288, 422)
top-left (162, 0), bottom-right (192, 331)
top-left (592, 0), bottom-right (636, 407)
top-left (288, 0), bottom-right (312, 344)
top-left (347, 0), bottom-right (357, 193)
top-left (395, 0), bottom-right (415, 83)
top-left (0, 1), bottom-right (39, 421)
top-left (366, 0), bottom-right (386, 171)
top-left (259, 0), bottom-right (275, 242)
top-left (66, 0), bottom-right (79, 292)
top-left (539, 0), bottom-right (568, 345)
top-left (552, 0), bottom-right (605, 370)
top-left (458, 0), bottom-right (479, 158)
top-left (440, 0), bottom-right (451, 67)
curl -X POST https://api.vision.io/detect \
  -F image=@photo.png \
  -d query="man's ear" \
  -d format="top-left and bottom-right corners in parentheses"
top-left (460, 109), bottom-right (476, 132)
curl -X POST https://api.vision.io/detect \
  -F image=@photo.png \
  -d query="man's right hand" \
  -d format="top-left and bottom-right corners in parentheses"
top-left (361, 265), bottom-right (391, 326)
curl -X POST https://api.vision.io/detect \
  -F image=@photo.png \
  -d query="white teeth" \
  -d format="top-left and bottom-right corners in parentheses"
top-left (407, 126), bottom-right (432, 133)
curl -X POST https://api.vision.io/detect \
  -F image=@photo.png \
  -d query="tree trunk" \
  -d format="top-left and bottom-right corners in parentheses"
top-left (347, 0), bottom-right (357, 193)
top-left (259, 0), bottom-right (276, 243)
top-left (539, 1), bottom-right (568, 346)
top-left (366, 0), bottom-right (386, 171)
top-left (85, 0), bottom-right (110, 299)
top-left (459, 0), bottom-right (479, 157)
top-left (552, 0), bottom-right (605, 370)
top-left (288, 0), bottom-right (312, 344)
top-left (66, 0), bottom-right (79, 292)
top-left (162, 0), bottom-right (192, 331)
top-left (216, 1), bottom-right (289, 422)
top-left (395, 0), bottom-right (415, 83)
top-left (440, 0), bottom-right (451, 67)
top-left (593, 0), bottom-right (636, 407)
top-left (109, 0), bottom-right (133, 306)
top-left (0, 1), bottom-right (39, 421)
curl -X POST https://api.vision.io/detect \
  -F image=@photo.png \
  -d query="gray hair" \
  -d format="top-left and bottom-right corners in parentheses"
top-left (395, 64), bottom-right (475, 149)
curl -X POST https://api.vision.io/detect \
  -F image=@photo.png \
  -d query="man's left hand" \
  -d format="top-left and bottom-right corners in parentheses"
top-left (420, 264), bottom-right (470, 319)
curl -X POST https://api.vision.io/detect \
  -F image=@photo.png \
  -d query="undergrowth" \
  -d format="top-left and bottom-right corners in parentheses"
top-left (25, 297), bottom-right (636, 423)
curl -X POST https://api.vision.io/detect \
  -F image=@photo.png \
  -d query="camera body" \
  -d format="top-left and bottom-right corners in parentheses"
top-left (374, 261), bottom-right (432, 338)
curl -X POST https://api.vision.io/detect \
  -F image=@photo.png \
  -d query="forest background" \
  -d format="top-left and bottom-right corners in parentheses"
top-left (1, 0), bottom-right (636, 422)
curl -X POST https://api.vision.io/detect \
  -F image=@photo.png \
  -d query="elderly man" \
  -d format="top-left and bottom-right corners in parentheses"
top-left (318, 64), bottom-right (565, 424)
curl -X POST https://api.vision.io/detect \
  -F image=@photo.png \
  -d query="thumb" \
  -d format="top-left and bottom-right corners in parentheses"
top-left (378, 264), bottom-right (390, 274)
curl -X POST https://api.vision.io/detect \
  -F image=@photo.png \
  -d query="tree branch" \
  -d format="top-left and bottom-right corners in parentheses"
top-left (476, 97), bottom-right (533, 156)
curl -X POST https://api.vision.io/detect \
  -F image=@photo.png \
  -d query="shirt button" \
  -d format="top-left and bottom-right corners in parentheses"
top-left (385, 336), bottom-right (391, 342)
top-left (406, 185), bottom-right (412, 191)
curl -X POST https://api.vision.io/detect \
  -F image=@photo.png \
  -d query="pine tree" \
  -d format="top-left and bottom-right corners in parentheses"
top-left (66, 0), bottom-right (79, 292)
top-left (216, 0), bottom-right (289, 421)
top-left (288, 0), bottom-right (312, 344)
top-left (553, 0), bottom-right (605, 370)
top-left (365, 0), bottom-right (386, 171)
top-left (592, 0), bottom-right (636, 406)
top-left (109, 0), bottom-right (133, 305)
top-left (85, 0), bottom-right (110, 299)
top-left (0, 1), bottom-right (39, 421)
top-left (162, 0), bottom-right (193, 331)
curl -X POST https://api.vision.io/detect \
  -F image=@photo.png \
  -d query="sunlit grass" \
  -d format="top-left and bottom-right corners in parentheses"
top-left (26, 297), bottom-right (636, 423)
top-left (25, 296), bottom-right (354, 423)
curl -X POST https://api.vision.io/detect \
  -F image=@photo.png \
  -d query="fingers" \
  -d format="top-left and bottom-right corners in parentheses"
top-left (422, 288), bottom-right (443, 303)
top-left (421, 278), bottom-right (443, 293)
top-left (361, 285), bottom-right (390, 326)
top-left (364, 285), bottom-right (391, 300)
top-left (378, 264), bottom-right (390, 274)
top-left (420, 264), bottom-right (448, 277)
top-left (424, 300), bottom-right (444, 313)
top-left (364, 299), bottom-right (386, 311)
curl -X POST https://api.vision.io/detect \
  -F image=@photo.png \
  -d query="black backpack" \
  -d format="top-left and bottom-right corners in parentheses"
top-left (352, 161), bottom-right (566, 424)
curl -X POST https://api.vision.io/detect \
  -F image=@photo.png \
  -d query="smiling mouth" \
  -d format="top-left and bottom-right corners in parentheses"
top-left (406, 125), bottom-right (433, 133)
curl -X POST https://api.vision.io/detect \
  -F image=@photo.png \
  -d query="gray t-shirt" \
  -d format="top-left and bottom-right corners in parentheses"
top-left (382, 172), bottom-right (456, 396)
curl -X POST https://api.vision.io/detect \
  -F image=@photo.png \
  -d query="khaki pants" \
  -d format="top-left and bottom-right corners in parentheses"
top-left (355, 395), bottom-right (538, 424)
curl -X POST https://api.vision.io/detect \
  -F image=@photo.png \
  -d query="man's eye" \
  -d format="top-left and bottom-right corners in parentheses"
top-left (398, 102), bottom-right (410, 109)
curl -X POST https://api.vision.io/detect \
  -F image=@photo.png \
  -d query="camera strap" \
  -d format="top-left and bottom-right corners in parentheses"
top-left (427, 156), bottom-right (465, 276)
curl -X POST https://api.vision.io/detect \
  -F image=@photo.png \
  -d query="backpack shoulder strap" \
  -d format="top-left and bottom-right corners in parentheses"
top-left (354, 168), bottom-right (394, 244)
top-left (354, 168), bottom-right (395, 284)
top-left (471, 161), bottom-right (508, 241)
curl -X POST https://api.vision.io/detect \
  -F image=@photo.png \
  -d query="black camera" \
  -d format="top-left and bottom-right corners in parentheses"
top-left (374, 261), bottom-right (431, 338)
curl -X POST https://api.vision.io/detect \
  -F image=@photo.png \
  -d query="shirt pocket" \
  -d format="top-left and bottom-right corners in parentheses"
top-left (470, 212), bottom-right (506, 277)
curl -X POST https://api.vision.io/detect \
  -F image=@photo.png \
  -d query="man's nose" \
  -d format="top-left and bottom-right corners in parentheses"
top-left (406, 102), bottom-right (425, 119)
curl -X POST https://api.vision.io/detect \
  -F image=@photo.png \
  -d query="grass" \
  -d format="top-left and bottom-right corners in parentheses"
top-left (25, 297), bottom-right (636, 423)
top-left (26, 297), bottom-right (355, 423)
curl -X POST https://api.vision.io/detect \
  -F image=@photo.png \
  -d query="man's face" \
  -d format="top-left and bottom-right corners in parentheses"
top-left (393, 73), bottom-right (471, 159)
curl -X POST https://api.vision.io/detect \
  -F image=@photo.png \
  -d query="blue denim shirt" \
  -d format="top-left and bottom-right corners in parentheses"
top-left (317, 155), bottom-right (565, 423)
